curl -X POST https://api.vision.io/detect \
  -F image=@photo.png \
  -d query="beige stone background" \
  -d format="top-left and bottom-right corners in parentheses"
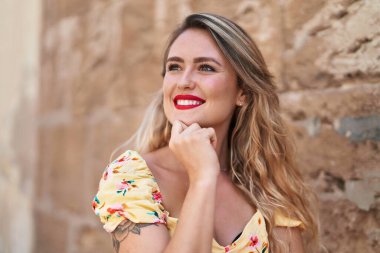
top-left (1, 0), bottom-right (379, 252)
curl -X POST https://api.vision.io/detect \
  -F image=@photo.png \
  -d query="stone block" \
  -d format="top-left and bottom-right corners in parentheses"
top-left (34, 210), bottom-right (68, 253)
top-left (74, 0), bottom-right (161, 115)
top-left (43, 0), bottom-right (92, 28)
top-left (37, 122), bottom-right (86, 214)
top-left (290, 123), bottom-right (356, 178)
top-left (41, 0), bottom-right (160, 116)
top-left (280, 83), bottom-right (380, 121)
top-left (334, 114), bottom-right (380, 142)
top-left (319, 199), bottom-right (380, 253)
top-left (190, 0), bottom-right (242, 18)
top-left (345, 170), bottom-right (380, 211)
top-left (288, 122), bottom-right (380, 180)
top-left (40, 15), bottom-right (83, 115)
top-left (77, 225), bottom-right (113, 253)
top-left (283, 0), bottom-right (380, 89)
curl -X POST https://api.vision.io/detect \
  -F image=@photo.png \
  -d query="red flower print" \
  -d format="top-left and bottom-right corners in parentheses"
top-left (152, 190), bottom-right (163, 203)
top-left (107, 203), bottom-right (128, 218)
top-left (107, 203), bottom-right (126, 214)
top-left (116, 156), bottom-right (127, 163)
top-left (249, 235), bottom-right (259, 247)
top-left (224, 246), bottom-right (230, 252)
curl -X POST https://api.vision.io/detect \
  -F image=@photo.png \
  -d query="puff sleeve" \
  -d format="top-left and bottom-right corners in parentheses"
top-left (92, 150), bottom-right (168, 233)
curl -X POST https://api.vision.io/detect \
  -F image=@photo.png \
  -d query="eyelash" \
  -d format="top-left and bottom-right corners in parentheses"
top-left (167, 63), bottom-right (181, 72)
top-left (199, 64), bottom-right (215, 72)
top-left (166, 63), bottom-right (216, 72)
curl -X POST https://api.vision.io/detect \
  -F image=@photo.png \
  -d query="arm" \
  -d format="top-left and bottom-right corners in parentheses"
top-left (273, 227), bottom-right (305, 253)
top-left (164, 178), bottom-right (217, 252)
top-left (112, 178), bottom-right (217, 253)
top-left (113, 121), bottom-right (220, 253)
top-left (112, 222), bottom-right (169, 253)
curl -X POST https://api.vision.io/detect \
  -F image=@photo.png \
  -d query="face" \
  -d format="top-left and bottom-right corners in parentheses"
top-left (163, 28), bottom-right (244, 129)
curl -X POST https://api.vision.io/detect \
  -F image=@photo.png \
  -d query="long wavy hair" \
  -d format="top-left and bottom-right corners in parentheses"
top-left (113, 13), bottom-right (319, 252)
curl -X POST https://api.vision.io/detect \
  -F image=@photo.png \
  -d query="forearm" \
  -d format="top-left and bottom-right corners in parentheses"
top-left (164, 176), bottom-right (218, 253)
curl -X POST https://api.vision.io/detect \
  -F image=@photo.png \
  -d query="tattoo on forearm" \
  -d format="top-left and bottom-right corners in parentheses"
top-left (111, 220), bottom-right (157, 253)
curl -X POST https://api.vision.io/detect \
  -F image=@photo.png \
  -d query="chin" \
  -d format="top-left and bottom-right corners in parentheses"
top-left (169, 116), bottom-right (203, 127)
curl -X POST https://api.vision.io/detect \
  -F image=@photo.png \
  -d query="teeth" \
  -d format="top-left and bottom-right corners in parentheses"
top-left (177, 100), bottom-right (203, 106)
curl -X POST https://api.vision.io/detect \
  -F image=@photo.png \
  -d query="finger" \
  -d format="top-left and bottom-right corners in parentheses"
top-left (171, 120), bottom-right (186, 138)
top-left (208, 128), bottom-right (218, 149)
top-left (181, 122), bottom-right (201, 135)
top-left (200, 128), bottom-right (217, 149)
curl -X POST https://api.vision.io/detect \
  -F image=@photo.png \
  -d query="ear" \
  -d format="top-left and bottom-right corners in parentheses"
top-left (236, 89), bottom-right (246, 106)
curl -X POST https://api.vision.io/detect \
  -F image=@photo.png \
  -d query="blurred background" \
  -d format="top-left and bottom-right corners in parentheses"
top-left (0, 0), bottom-right (379, 252)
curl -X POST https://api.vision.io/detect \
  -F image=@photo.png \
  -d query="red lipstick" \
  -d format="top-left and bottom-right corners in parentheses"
top-left (173, 94), bottom-right (206, 110)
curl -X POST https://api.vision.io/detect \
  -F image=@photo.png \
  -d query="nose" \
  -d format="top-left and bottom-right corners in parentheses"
top-left (177, 69), bottom-right (195, 89)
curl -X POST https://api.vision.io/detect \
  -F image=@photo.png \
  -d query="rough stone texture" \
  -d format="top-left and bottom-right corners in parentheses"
top-left (35, 0), bottom-right (380, 252)
top-left (34, 211), bottom-right (69, 253)
top-left (335, 115), bottom-right (380, 142)
top-left (77, 225), bottom-right (113, 253)
top-left (283, 0), bottom-right (380, 90)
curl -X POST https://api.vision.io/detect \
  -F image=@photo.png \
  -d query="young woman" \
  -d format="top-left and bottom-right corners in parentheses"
top-left (92, 13), bottom-right (319, 253)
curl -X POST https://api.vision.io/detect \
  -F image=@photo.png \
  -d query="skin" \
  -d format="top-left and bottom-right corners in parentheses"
top-left (112, 28), bottom-right (305, 253)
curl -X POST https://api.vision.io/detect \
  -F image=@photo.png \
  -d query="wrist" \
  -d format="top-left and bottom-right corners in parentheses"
top-left (189, 172), bottom-right (219, 188)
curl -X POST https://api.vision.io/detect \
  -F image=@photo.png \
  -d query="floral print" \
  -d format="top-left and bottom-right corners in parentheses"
top-left (116, 179), bottom-right (137, 196)
top-left (152, 189), bottom-right (163, 203)
top-left (93, 150), bottom-right (302, 252)
top-left (249, 235), bottom-right (259, 247)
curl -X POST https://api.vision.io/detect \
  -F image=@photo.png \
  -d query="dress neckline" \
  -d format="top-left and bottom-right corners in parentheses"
top-left (167, 210), bottom-right (261, 248)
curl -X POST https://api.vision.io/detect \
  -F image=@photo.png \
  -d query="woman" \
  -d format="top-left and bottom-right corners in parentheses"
top-left (92, 13), bottom-right (319, 253)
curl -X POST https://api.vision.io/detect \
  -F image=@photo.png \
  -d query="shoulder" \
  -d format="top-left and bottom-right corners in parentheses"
top-left (273, 210), bottom-right (305, 253)
top-left (92, 150), bottom-right (167, 233)
top-left (273, 226), bottom-right (305, 253)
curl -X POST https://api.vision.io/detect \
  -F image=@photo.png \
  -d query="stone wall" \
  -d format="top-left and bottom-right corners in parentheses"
top-left (38, 0), bottom-right (380, 252)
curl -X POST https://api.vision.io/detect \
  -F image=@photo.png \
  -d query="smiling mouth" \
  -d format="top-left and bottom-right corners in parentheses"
top-left (173, 95), bottom-right (206, 110)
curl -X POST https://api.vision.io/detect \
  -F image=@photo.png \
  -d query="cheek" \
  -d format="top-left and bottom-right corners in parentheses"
top-left (162, 78), bottom-right (173, 120)
top-left (206, 77), bottom-right (237, 99)
top-left (162, 76), bottom-right (173, 99)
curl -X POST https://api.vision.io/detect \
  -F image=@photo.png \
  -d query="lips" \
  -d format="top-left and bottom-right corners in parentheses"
top-left (173, 94), bottom-right (206, 110)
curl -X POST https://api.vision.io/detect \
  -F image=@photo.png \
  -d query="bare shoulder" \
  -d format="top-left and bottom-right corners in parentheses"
top-left (140, 147), bottom-right (174, 176)
top-left (273, 226), bottom-right (305, 253)
top-left (140, 148), bottom-right (163, 170)
top-left (112, 220), bottom-right (170, 253)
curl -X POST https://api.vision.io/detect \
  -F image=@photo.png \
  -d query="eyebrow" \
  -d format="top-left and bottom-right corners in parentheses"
top-left (166, 56), bottom-right (222, 66)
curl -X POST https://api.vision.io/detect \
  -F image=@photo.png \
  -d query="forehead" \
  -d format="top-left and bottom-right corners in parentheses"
top-left (168, 28), bottom-right (225, 59)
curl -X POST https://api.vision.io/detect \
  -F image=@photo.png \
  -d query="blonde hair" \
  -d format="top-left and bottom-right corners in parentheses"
top-left (114, 13), bottom-right (320, 252)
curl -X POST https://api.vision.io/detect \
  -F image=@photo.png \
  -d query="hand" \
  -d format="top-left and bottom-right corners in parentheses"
top-left (169, 120), bottom-right (220, 183)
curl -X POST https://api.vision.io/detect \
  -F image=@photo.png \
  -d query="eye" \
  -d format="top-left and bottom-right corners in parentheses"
top-left (167, 63), bottom-right (181, 72)
top-left (199, 64), bottom-right (215, 72)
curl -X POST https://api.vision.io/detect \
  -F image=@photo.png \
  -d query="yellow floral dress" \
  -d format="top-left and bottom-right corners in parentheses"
top-left (92, 150), bottom-right (302, 253)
